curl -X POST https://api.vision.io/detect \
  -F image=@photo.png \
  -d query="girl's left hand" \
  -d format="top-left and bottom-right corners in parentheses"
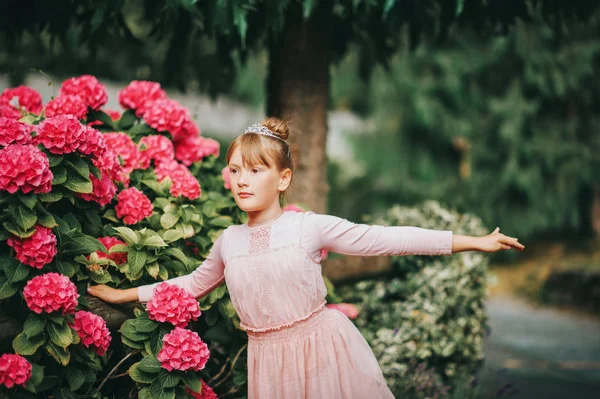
top-left (478, 227), bottom-right (525, 253)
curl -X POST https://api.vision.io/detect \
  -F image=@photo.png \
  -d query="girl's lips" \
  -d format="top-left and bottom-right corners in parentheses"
top-left (238, 193), bottom-right (253, 198)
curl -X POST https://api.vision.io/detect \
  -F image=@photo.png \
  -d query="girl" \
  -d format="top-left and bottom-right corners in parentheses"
top-left (89, 117), bottom-right (524, 398)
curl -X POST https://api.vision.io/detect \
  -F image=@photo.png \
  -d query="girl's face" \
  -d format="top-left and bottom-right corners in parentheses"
top-left (227, 147), bottom-right (291, 213)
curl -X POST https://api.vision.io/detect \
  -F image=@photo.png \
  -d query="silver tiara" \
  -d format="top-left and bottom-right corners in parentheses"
top-left (244, 123), bottom-right (287, 143)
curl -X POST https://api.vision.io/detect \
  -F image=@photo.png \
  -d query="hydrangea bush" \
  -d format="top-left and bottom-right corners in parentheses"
top-left (337, 201), bottom-right (489, 398)
top-left (0, 76), bottom-right (249, 398)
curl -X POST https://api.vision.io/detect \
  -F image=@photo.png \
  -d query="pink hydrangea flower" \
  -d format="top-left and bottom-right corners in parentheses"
top-left (157, 327), bottom-right (210, 372)
top-left (92, 148), bottom-right (128, 185)
top-left (35, 115), bottom-right (86, 154)
top-left (24, 272), bottom-right (79, 314)
top-left (0, 86), bottom-right (43, 115)
top-left (175, 136), bottom-right (219, 166)
top-left (137, 135), bottom-right (175, 169)
top-left (221, 166), bottom-right (230, 190)
top-left (0, 103), bottom-right (22, 119)
top-left (0, 354), bottom-right (32, 389)
top-left (102, 132), bottom-right (140, 174)
top-left (155, 160), bottom-right (201, 200)
top-left (187, 381), bottom-right (218, 399)
top-left (78, 126), bottom-right (107, 159)
top-left (326, 303), bottom-right (359, 319)
top-left (115, 187), bottom-right (153, 225)
top-left (70, 310), bottom-right (112, 356)
top-left (96, 236), bottom-right (128, 265)
top-left (44, 95), bottom-right (88, 120)
top-left (0, 144), bottom-right (53, 194)
top-left (146, 283), bottom-right (201, 328)
top-left (118, 81), bottom-right (168, 117)
top-left (0, 117), bottom-right (32, 147)
top-left (59, 75), bottom-right (107, 110)
top-left (7, 225), bottom-right (57, 269)
top-left (141, 98), bottom-right (196, 141)
top-left (77, 173), bottom-right (117, 206)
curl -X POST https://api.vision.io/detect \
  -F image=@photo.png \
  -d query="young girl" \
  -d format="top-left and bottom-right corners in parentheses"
top-left (88, 117), bottom-right (524, 398)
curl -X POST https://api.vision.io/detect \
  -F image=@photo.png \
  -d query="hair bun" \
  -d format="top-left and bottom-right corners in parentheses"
top-left (262, 117), bottom-right (290, 141)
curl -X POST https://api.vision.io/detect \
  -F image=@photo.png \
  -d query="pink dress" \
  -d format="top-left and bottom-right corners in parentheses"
top-left (138, 211), bottom-right (453, 398)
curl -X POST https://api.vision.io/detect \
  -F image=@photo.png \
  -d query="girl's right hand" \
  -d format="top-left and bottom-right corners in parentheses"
top-left (87, 285), bottom-right (136, 304)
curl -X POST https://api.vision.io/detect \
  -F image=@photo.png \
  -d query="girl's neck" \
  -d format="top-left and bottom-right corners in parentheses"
top-left (247, 205), bottom-right (284, 228)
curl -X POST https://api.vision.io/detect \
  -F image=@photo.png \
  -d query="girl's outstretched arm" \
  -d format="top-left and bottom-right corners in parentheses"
top-left (452, 227), bottom-right (524, 253)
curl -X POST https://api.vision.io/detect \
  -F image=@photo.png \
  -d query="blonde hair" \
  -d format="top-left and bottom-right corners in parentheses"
top-left (226, 117), bottom-right (294, 202)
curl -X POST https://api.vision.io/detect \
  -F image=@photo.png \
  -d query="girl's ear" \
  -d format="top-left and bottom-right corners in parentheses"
top-left (278, 168), bottom-right (292, 192)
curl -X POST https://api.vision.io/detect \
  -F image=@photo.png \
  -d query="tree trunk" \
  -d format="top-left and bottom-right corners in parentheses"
top-left (267, 2), bottom-right (333, 213)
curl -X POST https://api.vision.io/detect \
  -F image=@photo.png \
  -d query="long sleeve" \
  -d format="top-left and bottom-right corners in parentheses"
top-left (137, 233), bottom-right (226, 302)
top-left (303, 212), bottom-right (453, 257)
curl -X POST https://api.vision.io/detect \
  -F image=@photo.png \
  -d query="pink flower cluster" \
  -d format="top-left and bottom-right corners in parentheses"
top-left (0, 144), bottom-right (53, 194)
top-left (0, 86), bottom-right (43, 116)
top-left (23, 272), bottom-right (79, 314)
top-left (115, 187), bottom-right (153, 225)
top-left (0, 117), bottom-right (32, 146)
top-left (7, 225), bottom-right (57, 269)
top-left (157, 327), bottom-right (210, 372)
top-left (0, 103), bottom-right (22, 119)
top-left (96, 236), bottom-right (128, 265)
top-left (146, 283), bottom-right (201, 328)
top-left (118, 81), bottom-right (168, 117)
top-left (44, 94), bottom-right (88, 120)
top-left (77, 173), bottom-right (117, 206)
top-left (142, 98), bottom-right (197, 142)
top-left (102, 132), bottom-right (140, 175)
top-left (175, 136), bottom-right (220, 166)
top-left (0, 354), bottom-right (32, 389)
top-left (155, 160), bottom-right (201, 200)
top-left (187, 380), bottom-right (218, 399)
top-left (70, 310), bottom-right (112, 356)
top-left (92, 148), bottom-right (127, 185)
top-left (59, 75), bottom-right (108, 110)
top-left (137, 135), bottom-right (175, 169)
top-left (35, 115), bottom-right (106, 157)
top-left (326, 303), bottom-right (359, 319)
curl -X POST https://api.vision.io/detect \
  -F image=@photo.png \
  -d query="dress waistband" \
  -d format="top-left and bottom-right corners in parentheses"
top-left (246, 304), bottom-right (331, 343)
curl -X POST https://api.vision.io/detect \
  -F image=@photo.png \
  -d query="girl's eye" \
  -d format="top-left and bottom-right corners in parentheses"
top-left (230, 169), bottom-right (238, 174)
top-left (252, 168), bottom-right (260, 173)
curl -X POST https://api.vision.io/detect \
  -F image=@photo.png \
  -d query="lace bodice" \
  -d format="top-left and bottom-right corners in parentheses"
top-left (138, 211), bottom-right (453, 332)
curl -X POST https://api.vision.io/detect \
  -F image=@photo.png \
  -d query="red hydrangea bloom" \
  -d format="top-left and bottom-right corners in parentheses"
top-left (0, 144), bottom-right (53, 194)
top-left (59, 75), bottom-right (107, 110)
top-left (0, 354), bottom-right (32, 389)
top-left (157, 327), bottom-right (210, 372)
top-left (115, 187), bottom-right (153, 225)
top-left (23, 272), bottom-right (79, 314)
top-left (187, 381), bottom-right (218, 399)
top-left (0, 86), bottom-right (43, 114)
top-left (175, 136), bottom-right (219, 166)
top-left (118, 81), bottom-right (168, 117)
top-left (7, 225), bottom-right (57, 269)
top-left (44, 95), bottom-right (88, 120)
top-left (146, 282), bottom-right (201, 328)
top-left (175, 118), bottom-right (200, 142)
top-left (0, 117), bottom-right (32, 146)
top-left (35, 115), bottom-right (86, 154)
top-left (103, 132), bottom-right (139, 174)
top-left (70, 310), bottom-right (112, 356)
top-left (92, 148), bottom-right (128, 185)
top-left (77, 173), bottom-right (117, 206)
top-left (221, 166), bottom-right (230, 190)
top-left (137, 135), bottom-right (175, 169)
top-left (155, 160), bottom-right (201, 200)
top-left (96, 236), bottom-right (128, 265)
top-left (326, 303), bottom-right (359, 319)
top-left (0, 103), bottom-right (22, 119)
top-left (141, 98), bottom-right (192, 138)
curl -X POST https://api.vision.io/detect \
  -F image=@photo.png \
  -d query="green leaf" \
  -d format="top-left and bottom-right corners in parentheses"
top-left (19, 193), bottom-right (37, 209)
top-left (128, 249), bottom-right (147, 275)
top-left (13, 204), bottom-right (37, 231)
top-left (0, 278), bottom-right (18, 299)
top-left (36, 206), bottom-right (58, 228)
top-left (52, 166), bottom-right (68, 185)
top-left (13, 332), bottom-right (45, 355)
top-left (150, 382), bottom-right (175, 399)
top-left (138, 387), bottom-right (152, 399)
top-left (103, 208), bottom-right (119, 223)
top-left (128, 362), bottom-right (155, 384)
top-left (65, 365), bottom-right (86, 391)
top-left (113, 226), bottom-right (139, 244)
top-left (39, 192), bottom-right (63, 203)
top-left (122, 335), bottom-right (145, 349)
top-left (45, 342), bottom-right (71, 366)
top-left (87, 110), bottom-right (116, 129)
top-left (119, 319), bottom-right (150, 342)
top-left (91, 271), bottom-right (114, 284)
top-left (48, 322), bottom-right (74, 348)
top-left (160, 212), bottom-right (180, 230)
top-left (158, 265), bottom-right (169, 281)
top-left (23, 314), bottom-right (46, 338)
top-left (157, 369), bottom-right (180, 388)
top-left (48, 154), bottom-right (64, 167)
top-left (135, 316), bottom-right (159, 333)
top-left (161, 229), bottom-right (183, 243)
top-left (108, 244), bottom-right (129, 254)
top-left (6, 261), bottom-right (30, 283)
top-left (182, 372), bottom-right (201, 393)
top-left (137, 356), bottom-right (162, 374)
top-left (209, 216), bottom-right (232, 228)
top-left (142, 179), bottom-right (168, 197)
top-left (24, 364), bottom-right (45, 393)
top-left (163, 248), bottom-right (187, 265)
top-left (63, 174), bottom-right (92, 193)
top-left (65, 157), bottom-right (90, 180)
top-left (146, 262), bottom-right (160, 279)
top-left (118, 110), bottom-right (138, 130)
top-left (3, 220), bottom-right (35, 238)
top-left (89, 163), bottom-right (102, 180)
top-left (56, 261), bottom-right (76, 278)
top-left (62, 232), bottom-right (104, 255)
top-left (142, 235), bottom-right (167, 248)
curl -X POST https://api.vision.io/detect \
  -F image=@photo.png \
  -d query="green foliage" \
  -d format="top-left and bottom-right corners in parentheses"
top-left (337, 201), bottom-right (488, 397)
